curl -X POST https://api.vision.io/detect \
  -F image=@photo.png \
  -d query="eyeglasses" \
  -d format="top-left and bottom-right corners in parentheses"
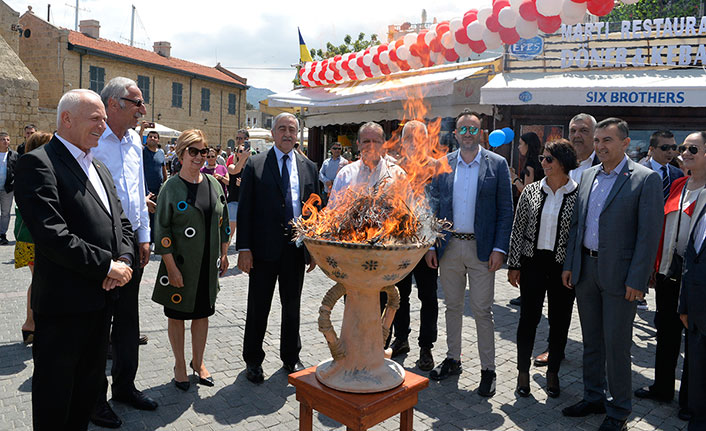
top-left (120, 97), bottom-right (145, 107)
top-left (538, 155), bottom-right (555, 163)
top-left (186, 147), bottom-right (209, 157)
top-left (206, 155), bottom-right (216, 159)
top-left (658, 144), bottom-right (677, 151)
top-left (678, 144), bottom-right (700, 155)
top-left (331, 147), bottom-right (342, 151)
top-left (457, 126), bottom-right (480, 136)
top-left (236, 136), bottom-right (245, 141)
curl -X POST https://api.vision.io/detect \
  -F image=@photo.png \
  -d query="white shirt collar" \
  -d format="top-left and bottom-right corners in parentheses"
top-left (55, 133), bottom-right (93, 163)
top-left (457, 148), bottom-right (482, 168)
top-left (540, 176), bottom-right (577, 195)
top-left (273, 145), bottom-right (294, 161)
top-left (578, 151), bottom-right (596, 167)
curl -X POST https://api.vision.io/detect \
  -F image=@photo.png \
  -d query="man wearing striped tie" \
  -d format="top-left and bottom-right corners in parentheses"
top-left (641, 130), bottom-right (684, 200)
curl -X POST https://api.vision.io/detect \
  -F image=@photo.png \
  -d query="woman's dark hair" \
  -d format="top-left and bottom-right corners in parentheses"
top-left (520, 132), bottom-right (541, 161)
top-left (544, 138), bottom-right (578, 173)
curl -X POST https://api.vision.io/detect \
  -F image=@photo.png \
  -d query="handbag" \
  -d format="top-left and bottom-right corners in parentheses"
top-left (664, 250), bottom-right (683, 280)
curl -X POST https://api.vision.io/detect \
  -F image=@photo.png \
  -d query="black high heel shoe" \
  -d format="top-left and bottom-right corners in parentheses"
top-left (173, 367), bottom-right (190, 391)
top-left (516, 372), bottom-right (530, 397)
top-left (190, 360), bottom-right (215, 387)
top-left (21, 330), bottom-right (34, 345)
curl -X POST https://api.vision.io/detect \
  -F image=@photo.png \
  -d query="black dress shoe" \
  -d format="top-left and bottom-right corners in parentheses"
top-left (389, 338), bottom-right (410, 357)
top-left (633, 386), bottom-right (672, 402)
top-left (678, 407), bottom-right (692, 421)
top-left (91, 401), bottom-right (122, 429)
top-left (283, 361), bottom-right (304, 374)
top-left (562, 400), bottom-right (606, 417)
top-left (416, 347), bottom-right (435, 371)
top-left (516, 372), bottom-right (530, 397)
top-left (190, 360), bottom-right (215, 386)
top-left (598, 416), bottom-right (627, 431)
top-left (246, 364), bottom-right (264, 383)
top-left (546, 371), bottom-right (560, 398)
top-left (138, 334), bottom-right (149, 345)
top-left (112, 388), bottom-right (158, 411)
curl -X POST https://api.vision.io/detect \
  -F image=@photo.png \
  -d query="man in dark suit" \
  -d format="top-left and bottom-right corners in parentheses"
top-left (680, 182), bottom-right (706, 431)
top-left (561, 118), bottom-right (663, 431)
top-left (425, 110), bottom-right (514, 398)
top-left (237, 112), bottom-right (320, 383)
top-left (14, 89), bottom-right (134, 430)
top-left (0, 131), bottom-right (18, 245)
top-left (640, 130), bottom-right (684, 200)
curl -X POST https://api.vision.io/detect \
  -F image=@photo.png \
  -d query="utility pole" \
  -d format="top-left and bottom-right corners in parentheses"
top-left (74, 0), bottom-right (78, 30)
top-left (130, 5), bottom-right (135, 46)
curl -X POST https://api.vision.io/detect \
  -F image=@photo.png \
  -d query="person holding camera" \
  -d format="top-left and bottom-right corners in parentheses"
top-left (226, 138), bottom-right (251, 244)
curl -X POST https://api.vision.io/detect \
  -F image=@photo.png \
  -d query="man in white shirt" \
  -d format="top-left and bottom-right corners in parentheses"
top-left (91, 77), bottom-right (157, 428)
top-left (568, 113), bottom-right (600, 184)
top-left (0, 131), bottom-right (17, 245)
top-left (319, 142), bottom-right (348, 204)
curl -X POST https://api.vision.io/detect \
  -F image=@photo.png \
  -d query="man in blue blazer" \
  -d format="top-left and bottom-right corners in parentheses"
top-left (561, 118), bottom-right (663, 431)
top-left (425, 110), bottom-right (513, 397)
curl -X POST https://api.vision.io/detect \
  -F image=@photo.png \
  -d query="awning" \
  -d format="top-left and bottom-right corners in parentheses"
top-left (481, 69), bottom-right (706, 107)
top-left (268, 58), bottom-right (500, 127)
top-left (143, 122), bottom-right (181, 138)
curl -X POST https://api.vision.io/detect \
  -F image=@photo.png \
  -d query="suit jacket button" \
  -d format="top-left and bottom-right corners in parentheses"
top-left (282, 204), bottom-right (285, 208)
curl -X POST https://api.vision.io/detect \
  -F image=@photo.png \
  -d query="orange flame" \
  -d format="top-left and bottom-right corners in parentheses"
top-left (296, 88), bottom-right (452, 245)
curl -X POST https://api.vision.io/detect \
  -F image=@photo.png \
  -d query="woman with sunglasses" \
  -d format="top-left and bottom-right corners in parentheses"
top-left (152, 129), bottom-right (230, 391)
top-left (635, 132), bottom-right (706, 421)
top-left (507, 138), bottom-right (578, 398)
top-left (201, 147), bottom-right (229, 196)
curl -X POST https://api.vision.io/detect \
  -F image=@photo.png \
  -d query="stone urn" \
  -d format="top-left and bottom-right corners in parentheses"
top-left (303, 237), bottom-right (432, 393)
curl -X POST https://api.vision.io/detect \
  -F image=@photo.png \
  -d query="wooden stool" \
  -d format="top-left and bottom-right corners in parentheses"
top-left (288, 366), bottom-right (428, 431)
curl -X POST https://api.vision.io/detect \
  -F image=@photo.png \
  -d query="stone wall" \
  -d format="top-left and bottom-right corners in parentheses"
top-left (0, 1), bottom-right (19, 54)
top-left (0, 33), bottom-right (39, 149)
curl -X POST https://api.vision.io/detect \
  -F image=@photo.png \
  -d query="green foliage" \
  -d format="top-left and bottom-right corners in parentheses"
top-left (601, 0), bottom-right (704, 22)
top-left (246, 102), bottom-right (254, 110)
top-left (310, 32), bottom-right (380, 60)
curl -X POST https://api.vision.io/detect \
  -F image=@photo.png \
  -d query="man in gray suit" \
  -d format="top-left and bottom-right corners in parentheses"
top-left (561, 118), bottom-right (663, 431)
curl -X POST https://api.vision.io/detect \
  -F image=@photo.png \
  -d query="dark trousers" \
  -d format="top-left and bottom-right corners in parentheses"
top-left (652, 273), bottom-right (688, 405)
top-left (243, 244), bottom-right (305, 366)
top-left (687, 326), bottom-right (706, 430)
top-left (392, 259), bottom-right (438, 349)
top-left (100, 263), bottom-right (144, 400)
top-left (32, 309), bottom-right (110, 430)
top-left (516, 251), bottom-right (575, 373)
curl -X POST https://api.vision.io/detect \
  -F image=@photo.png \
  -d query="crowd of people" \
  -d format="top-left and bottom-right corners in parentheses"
top-left (1, 76), bottom-right (705, 431)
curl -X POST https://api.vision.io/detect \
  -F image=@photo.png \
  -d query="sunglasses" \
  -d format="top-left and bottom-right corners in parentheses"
top-left (678, 144), bottom-right (700, 155)
top-left (186, 147), bottom-right (209, 157)
top-left (538, 155), bottom-right (554, 163)
top-left (658, 144), bottom-right (677, 151)
top-left (457, 126), bottom-right (480, 136)
top-left (331, 147), bottom-right (342, 151)
top-left (120, 97), bottom-right (145, 107)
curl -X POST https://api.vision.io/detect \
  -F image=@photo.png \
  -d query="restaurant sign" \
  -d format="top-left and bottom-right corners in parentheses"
top-left (560, 16), bottom-right (706, 68)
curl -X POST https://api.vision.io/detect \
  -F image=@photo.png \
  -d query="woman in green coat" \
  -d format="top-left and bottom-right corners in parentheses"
top-left (153, 129), bottom-right (229, 391)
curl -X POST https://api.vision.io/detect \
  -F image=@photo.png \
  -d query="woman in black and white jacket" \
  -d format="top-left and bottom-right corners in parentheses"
top-left (507, 138), bottom-right (578, 399)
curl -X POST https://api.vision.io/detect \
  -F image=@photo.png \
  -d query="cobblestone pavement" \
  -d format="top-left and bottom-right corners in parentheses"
top-left (0, 213), bottom-right (688, 430)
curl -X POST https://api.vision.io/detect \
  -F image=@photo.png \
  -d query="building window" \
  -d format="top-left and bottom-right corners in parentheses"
top-left (228, 93), bottom-right (236, 115)
top-left (172, 82), bottom-right (183, 108)
top-left (89, 66), bottom-right (105, 93)
top-left (137, 75), bottom-right (150, 104)
top-left (201, 88), bottom-right (210, 112)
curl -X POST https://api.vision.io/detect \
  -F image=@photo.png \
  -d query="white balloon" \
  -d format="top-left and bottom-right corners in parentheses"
top-left (515, 17), bottom-right (539, 39)
top-left (408, 56), bottom-right (424, 69)
top-left (441, 32), bottom-right (455, 49)
top-left (404, 33), bottom-right (417, 47)
top-left (449, 18), bottom-right (464, 32)
top-left (563, 0), bottom-right (587, 18)
top-left (454, 42), bottom-right (474, 58)
top-left (510, 0), bottom-right (524, 12)
top-left (477, 7), bottom-right (492, 25)
top-left (379, 51), bottom-right (390, 64)
top-left (482, 28), bottom-right (503, 50)
top-left (397, 45), bottom-right (410, 60)
top-left (370, 63), bottom-right (382, 76)
top-left (425, 30), bottom-right (437, 45)
top-left (335, 59), bottom-right (344, 71)
top-left (325, 69), bottom-right (334, 80)
top-left (388, 61), bottom-right (401, 73)
top-left (536, 0), bottom-right (563, 17)
top-left (498, 7), bottom-right (518, 28)
top-left (560, 10), bottom-right (582, 25)
top-left (429, 51), bottom-right (445, 65)
top-left (347, 59), bottom-right (356, 71)
top-left (363, 54), bottom-right (373, 66)
top-left (369, 45), bottom-right (379, 55)
top-left (467, 21), bottom-right (485, 40)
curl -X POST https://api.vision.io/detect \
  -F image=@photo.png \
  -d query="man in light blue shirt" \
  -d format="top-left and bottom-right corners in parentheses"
top-left (0, 132), bottom-right (16, 245)
top-left (91, 77), bottom-right (157, 428)
top-left (319, 142), bottom-right (347, 204)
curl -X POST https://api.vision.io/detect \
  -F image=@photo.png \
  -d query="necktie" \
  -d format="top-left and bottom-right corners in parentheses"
top-left (661, 165), bottom-right (670, 200)
top-left (281, 154), bottom-right (294, 224)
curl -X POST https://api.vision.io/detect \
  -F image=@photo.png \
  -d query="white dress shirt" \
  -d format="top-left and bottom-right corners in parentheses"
top-left (93, 126), bottom-right (150, 243)
top-left (452, 150), bottom-right (481, 233)
top-left (329, 157), bottom-right (406, 209)
top-left (569, 151), bottom-right (597, 183)
top-left (537, 177), bottom-right (577, 251)
top-left (55, 134), bottom-right (111, 215)
top-left (272, 145), bottom-right (301, 218)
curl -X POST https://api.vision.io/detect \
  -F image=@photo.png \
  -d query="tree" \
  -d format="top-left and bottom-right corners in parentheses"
top-left (246, 102), bottom-right (254, 110)
top-left (310, 32), bottom-right (380, 60)
top-left (601, 0), bottom-right (703, 23)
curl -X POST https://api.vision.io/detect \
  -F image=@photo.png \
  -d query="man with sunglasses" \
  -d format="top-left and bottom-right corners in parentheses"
top-left (425, 109), bottom-right (513, 398)
top-left (91, 77), bottom-right (157, 428)
top-left (640, 130), bottom-right (684, 201)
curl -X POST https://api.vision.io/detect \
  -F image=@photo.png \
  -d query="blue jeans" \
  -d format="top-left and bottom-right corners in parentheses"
top-left (0, 189), bottom-right (13, 235)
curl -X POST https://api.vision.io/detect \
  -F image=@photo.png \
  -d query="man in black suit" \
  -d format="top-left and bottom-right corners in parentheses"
top-left (237, 112), bottom-right (320, 383)
top-left (14, 89), bottom-right (134, 430)
top-left (0, 131), bottom-right (18, 245)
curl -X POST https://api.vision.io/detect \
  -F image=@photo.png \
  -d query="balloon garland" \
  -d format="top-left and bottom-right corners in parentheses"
top-left (300, 0), bottom-right (619, 87)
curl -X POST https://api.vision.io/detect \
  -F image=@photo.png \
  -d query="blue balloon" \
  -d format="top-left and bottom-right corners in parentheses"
top-left (502, 127), bottom-right (515, 144)
top-left (489, 130), bottom-right (506, 148)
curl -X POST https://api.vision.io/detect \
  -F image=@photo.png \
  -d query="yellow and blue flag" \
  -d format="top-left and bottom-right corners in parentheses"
top-left (298, 27), bottom-right (313, 63)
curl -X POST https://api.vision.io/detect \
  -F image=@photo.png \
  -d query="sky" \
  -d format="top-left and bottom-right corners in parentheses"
top-left (6, 0), bottom-right (489, 94)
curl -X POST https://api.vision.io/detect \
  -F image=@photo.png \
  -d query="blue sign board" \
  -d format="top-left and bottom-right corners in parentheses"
top-left (510, 37), bottom-right (544, 60)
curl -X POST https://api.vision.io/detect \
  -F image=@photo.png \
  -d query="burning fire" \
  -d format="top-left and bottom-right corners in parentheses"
top-left (295, 90), bottom-right (452, 245)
